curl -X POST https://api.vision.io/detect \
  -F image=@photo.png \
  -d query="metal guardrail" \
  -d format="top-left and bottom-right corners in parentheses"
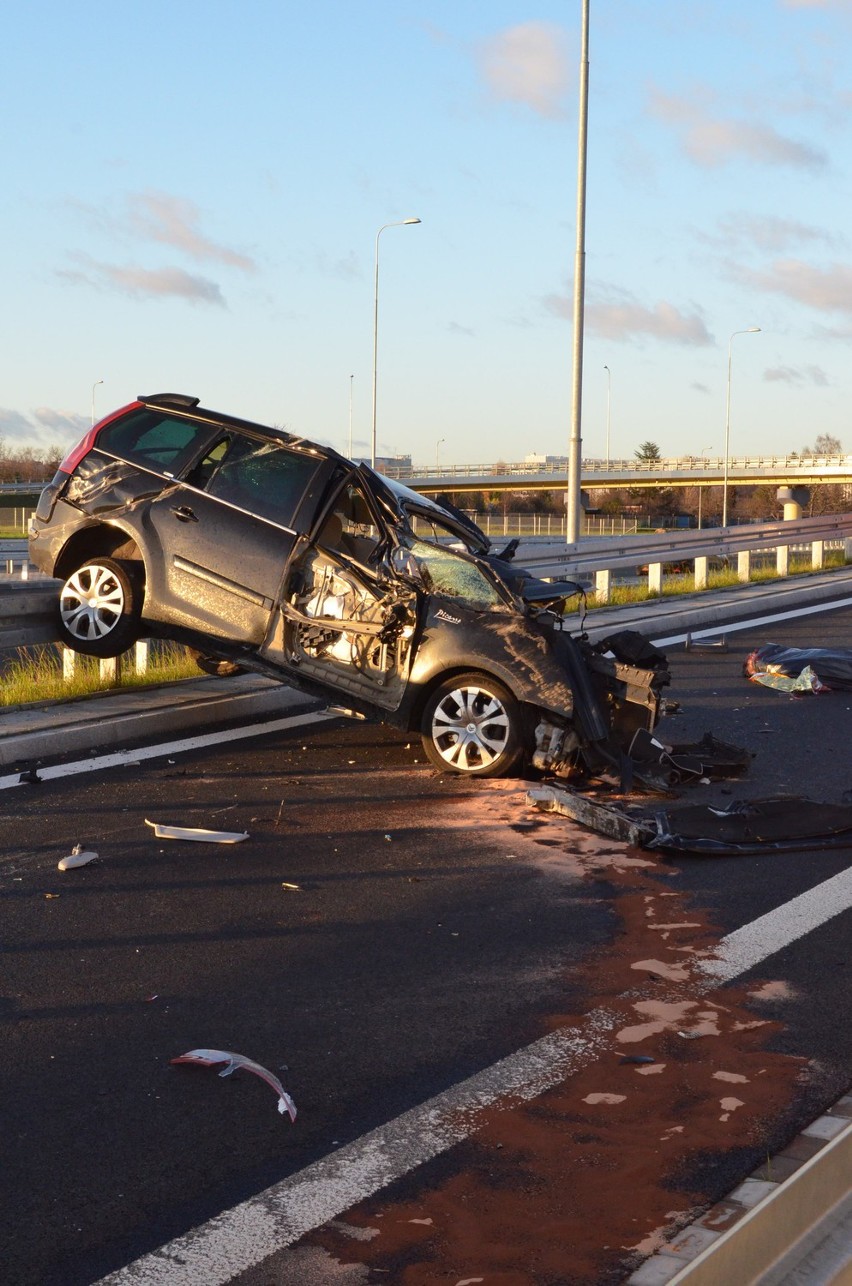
top-left (2, 514), bottom-right (851, 654)
top-left (516, 513), bottom-right (852, 577)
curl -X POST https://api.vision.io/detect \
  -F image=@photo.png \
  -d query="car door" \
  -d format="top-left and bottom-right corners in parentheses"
top-left (144, 431), bottom-right (326, 644)
top-left (260, 475), bottom-right (419, 711)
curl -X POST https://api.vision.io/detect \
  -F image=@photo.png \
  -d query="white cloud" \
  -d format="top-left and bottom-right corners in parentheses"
top-left (545, 287), bottom-right (713, 346)
top-left (60, 257), bottom-right (226, 306)
top-left (0, 407), bottom-right (86, 448)
top-left (476, 22), bottom-right (571, 119)
top-left (763, 364), bottom-right (829, 384)
top-left (746, 258), bottom-right (852, 313)
top-left (126, 191), bottom-right (256, 271)
top-left (714, 213), bottom-right (840, 253)
top-left (650, 90), bottom-right (827, 170)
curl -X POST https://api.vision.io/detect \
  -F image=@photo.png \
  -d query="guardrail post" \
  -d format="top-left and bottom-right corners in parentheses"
top-left (648, 562), bottom-right (663, 595)
top-left (737, 550), bottom-right (751, 582)
top-left (694, 556), bottom-right (708, 590)
top-left (99, 655), bottom-right (121, 686)
top-left (61, 645), bottom-right (77, 683)
top-left (595, 569), bottom-right (611, 604)
top-left (134, 640), bottom-right (149, 676)
top-left (811, 540), bottom-right (824, 570)
top-left (846, 537), bottom-right (852, 563)
top-left (776, 544), bottom-right (790, 577)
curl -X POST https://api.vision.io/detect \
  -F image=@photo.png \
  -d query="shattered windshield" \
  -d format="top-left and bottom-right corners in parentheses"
top-left (403, 537), bottom-right (501, 611)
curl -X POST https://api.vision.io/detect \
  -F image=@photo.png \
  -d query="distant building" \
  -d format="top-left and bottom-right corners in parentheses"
top-left (523, 453), bottom-right (568, 467)
top-left (355, 453), bottom-right (412, 475)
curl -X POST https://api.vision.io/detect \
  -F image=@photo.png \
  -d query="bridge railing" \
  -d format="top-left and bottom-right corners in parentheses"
top-left (387, 452), bottom-right (852, 481)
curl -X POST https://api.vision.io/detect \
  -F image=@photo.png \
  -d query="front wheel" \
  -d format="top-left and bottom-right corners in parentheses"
top-left (420, 672), bottom-right (525, 777)
top-left (57, 558), bottom-right (142, 657)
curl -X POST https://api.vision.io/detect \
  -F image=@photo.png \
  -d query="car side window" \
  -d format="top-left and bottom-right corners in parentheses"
top-left (199, 433), bottom-right (320, 528)
top-left (98, 410), bottom-right (214, 471)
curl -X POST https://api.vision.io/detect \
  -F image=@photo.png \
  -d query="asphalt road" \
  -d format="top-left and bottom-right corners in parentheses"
top-left (1, 603), bottom-right (850, 1285)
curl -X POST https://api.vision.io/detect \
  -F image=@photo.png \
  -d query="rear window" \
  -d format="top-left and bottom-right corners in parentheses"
top-left (97, 410), bottom-right (215, 472)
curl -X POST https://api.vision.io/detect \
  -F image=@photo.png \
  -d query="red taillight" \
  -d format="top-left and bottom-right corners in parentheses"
top-left (59, 400), bottom-right (143, 473)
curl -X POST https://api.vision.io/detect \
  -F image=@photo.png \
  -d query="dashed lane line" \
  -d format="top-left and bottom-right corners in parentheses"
top-left (95, 863), bottom-right (852, 1286)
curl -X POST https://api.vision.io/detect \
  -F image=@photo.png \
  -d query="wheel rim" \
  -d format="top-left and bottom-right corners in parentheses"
top-left (60, 565), bottom-right (125, 641)
top-left (430, 684), bottom-right (510, 771)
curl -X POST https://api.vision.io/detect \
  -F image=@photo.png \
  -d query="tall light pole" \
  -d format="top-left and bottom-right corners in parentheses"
top-left (697, 445), bottom-right (713, 529)
top-left (371, 217), bottom-right (421, 469)
top-left (567, 0), bottom-right (590, 544)
top-left (348, 374), bottom-right (354, 459)
top-left (722, 327), bottom-right (760, 527)
top-left (91, 379), bottom-right (103, 426)
top-left (436, 437), bottom-right (446, 469)
top-left (603, 364), bottom-right (611, 467)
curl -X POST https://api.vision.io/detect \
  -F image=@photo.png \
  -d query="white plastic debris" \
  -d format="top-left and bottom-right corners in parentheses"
top-left (58, 844), bottom-right (99, 871)
top-left (145, 820), bottom-right (248, 843)
top-left (170, 1048), bottom-right (297, 1121)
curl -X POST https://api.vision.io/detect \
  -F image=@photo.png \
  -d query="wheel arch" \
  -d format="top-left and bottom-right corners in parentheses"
top-left (405, 661), bottom-right (529, 734)
top-left (54, 523), bottom-right (147, 589)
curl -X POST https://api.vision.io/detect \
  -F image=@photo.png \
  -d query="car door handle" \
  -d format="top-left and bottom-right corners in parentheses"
top-left (170, 505), bottom-right (199, 522)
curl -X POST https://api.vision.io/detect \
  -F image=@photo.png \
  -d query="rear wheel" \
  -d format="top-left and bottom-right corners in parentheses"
top-left (57, 558), bottom-right (142, 657)
top-left (420, 672), bottom-right (525, 777)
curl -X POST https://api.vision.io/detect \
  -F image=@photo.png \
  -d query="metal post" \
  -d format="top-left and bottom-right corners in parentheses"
top-left (567, 0), bottom-right (590, 544)
top-left (371, 218), bottom-right (421, 469)
top-left (722, 328), bottom-right (760, 528)
top-left (604, 363), bottom-right (611, 467)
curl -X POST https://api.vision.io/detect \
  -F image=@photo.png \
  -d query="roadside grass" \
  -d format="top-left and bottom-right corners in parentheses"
top-left (1, 643), bottom-right (201, 707)
top-left (0, 527), bottom-right (28, 538)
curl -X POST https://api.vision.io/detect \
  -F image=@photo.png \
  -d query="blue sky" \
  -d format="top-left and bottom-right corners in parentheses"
top-left (2, 0), bottom-right (851, 465)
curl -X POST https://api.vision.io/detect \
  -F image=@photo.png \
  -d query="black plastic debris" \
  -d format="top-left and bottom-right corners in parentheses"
top-left (627, 728), bottom-right (751, 789)
top-left (647, 797), bottom-right (852, 856)
top-left (527, 785), bottom-right (852, 857)
top-left (745, 643), bottom-right (852, 692)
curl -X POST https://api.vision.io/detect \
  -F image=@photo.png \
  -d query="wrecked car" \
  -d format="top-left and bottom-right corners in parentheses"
top-left (30, 392), bottom-right (673, 778)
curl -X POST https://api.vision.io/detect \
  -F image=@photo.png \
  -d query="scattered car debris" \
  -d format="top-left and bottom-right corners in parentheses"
top-left (619, 1055), bottom-right (657, 1065)
top-left (280, 882), bottom-right (301, 891)
top-left (58, 844), bottom-right (99, 871)
top-left (684, 633), bottom-right (728, 653)
top-left (18, 768), bottom-right (41, 785)
top-left (145, 820), bottom-right (248, 843)
top-left (170, 1048), bottom-right (297, 1121)
top-left (744, 643), bottom-right (852, 692)
top-left (528, 785), bottom-right (852, 856)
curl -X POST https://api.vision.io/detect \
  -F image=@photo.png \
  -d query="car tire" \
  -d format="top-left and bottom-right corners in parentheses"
top-left (420, 672), bottom-right (525, 777)
top-left (57, 557), bottom-right (142, 657)
top-left (187, 648), bottom-right (246, 678)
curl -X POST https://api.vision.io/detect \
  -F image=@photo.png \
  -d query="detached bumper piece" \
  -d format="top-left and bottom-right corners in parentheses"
top-left (528, 786), bottom-right (852, 857)
top-left (627, 728), bottom-right (752, 789)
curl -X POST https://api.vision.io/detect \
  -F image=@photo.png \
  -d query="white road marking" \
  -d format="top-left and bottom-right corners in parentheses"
top-left (651, 593), bottom-right (852, 649)
top-left (95, 865), bottom-right (852, 1286)
top-left (700, 865), bottom-right (852, 983)
top-left (0, 710), bottom-right (334, 792)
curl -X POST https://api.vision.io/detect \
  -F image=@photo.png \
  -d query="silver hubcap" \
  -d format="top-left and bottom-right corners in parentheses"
top-left (430, 685), bottom-right (510, 771)
top-left (60, 565), bottom-right (125, 641)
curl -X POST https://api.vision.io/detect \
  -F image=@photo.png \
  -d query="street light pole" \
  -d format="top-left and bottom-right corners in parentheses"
top-left (371, 217), bottom-right (421, 469)
top-left (722, 327), bottom-right (760, 528)
top-left (436, 437), bottom-right (445, 469)
top-left (348, 374), bottom-right (354, 459)
top-left (604, 364), bottom-right (611, 467)
top-left (91, 379), bottom-right (103, 427)
top-left (567, 0), bottom-right (590, 544)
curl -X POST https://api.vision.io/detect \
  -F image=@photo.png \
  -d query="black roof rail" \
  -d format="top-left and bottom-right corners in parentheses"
top-left (138, 393), bottom-right (201, 408)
